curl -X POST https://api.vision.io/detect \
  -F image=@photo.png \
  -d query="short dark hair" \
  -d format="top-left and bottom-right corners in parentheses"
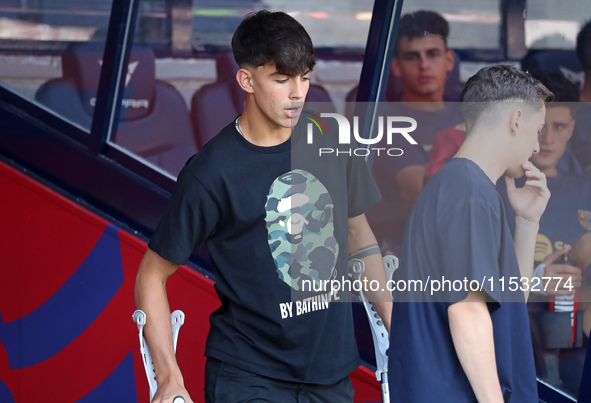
top-left (460, 65), bottom-right (554, 130)
top-left (576, 20), bottom-right (591, 74)
top-left (530, 70), bottom-right (580, 115)
top-left (395, 10), bottom-right (449, 56)
top-left (232, 10), bottom-right (315, 76)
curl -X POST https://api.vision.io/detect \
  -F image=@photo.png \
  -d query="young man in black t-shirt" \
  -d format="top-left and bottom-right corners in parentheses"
top-left (134, 11), bottom-right (391, 403)
top-left (389, 65), bottom-right (553, 402)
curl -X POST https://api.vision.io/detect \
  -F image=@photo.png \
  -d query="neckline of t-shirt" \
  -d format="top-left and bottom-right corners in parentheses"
top-left (232, 116), bottom-right (301, 154)
top-left (449, 157), bottom-right (495, 186)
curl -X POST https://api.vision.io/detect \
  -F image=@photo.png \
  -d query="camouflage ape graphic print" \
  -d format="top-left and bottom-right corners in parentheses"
top-left (265, 170), bottom-right (338, 291)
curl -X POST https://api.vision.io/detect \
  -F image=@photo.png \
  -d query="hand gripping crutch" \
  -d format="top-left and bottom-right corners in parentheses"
top-left (349, 255), bottom-right (398, 403)
top-left (132, 309), bottom-right (186, 402)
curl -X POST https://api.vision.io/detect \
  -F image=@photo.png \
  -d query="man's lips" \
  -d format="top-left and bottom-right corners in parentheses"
top-left (418, 76), bottom-right (434, 84)
top-left (285, 105), bottom-right (303, 118)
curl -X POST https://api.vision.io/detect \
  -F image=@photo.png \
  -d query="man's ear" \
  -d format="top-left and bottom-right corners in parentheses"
top-left (391, 59), bottom-right (402, 78)
top-left (566, 118), bottom-right (576, 141)
top-left (445, 49), bottom-right (454, 73)
top-left (509, 108), bottom-right (522, 135)
top-left (236, 68), bottom-right (254, 94)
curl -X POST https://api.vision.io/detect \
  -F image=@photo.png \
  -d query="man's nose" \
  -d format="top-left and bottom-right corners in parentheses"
top-left (532, 138), bottom-right (540, 154)
top-left (539, 126), bottom-right (553, 144)
top-left (419, 54), bottom-right (430, 69)
top-left (290, 80), bottom-right (306, 100)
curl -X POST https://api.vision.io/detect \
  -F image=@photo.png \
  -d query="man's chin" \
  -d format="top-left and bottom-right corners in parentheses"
top-left (289, 115), bottom-right (301, 127)
top-left (504, 166), bottom-right (526, 179)
top-left (530, 158), bottom-right (551, 173)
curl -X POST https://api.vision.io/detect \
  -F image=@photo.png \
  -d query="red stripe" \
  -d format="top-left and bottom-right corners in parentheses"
top-left (308, 112), bottom-right (329, 135)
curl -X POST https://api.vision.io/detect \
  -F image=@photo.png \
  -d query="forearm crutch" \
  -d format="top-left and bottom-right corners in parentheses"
top-left (132, 309), bottom-right (185, 402)
top-left (349, 255), bottom-right (398, 403)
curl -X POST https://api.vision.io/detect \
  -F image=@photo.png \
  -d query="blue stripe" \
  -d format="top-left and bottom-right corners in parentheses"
top-left (0, 379), bottom-right (14, 403)
top-left (78, 352), bottom-right (138, 402)
top-left (0, 225), bottom-right (123, 369)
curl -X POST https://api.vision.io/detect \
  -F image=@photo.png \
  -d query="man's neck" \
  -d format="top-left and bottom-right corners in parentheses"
top-left (240, 103), bottom-right (292, 147)
top-left (541, 166), bottom-right (557, 178)
top-left (454, 131), bottom-right (508, 184)
top-left (400, 91), bottom-right (446, 111)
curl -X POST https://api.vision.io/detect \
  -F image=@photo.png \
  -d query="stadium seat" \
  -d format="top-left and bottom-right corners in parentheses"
top-left (191, 52), bottom-right (335, 149)
top-left (35, 43), bottom-right (197, 176)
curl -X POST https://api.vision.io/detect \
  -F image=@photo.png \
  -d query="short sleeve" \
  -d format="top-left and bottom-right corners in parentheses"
top-left (346, 154), bottom-right (381, 217)
top-left (148, 170), bottom-right (220, 265)
top-left (436, 197), bottom-right (503, 306)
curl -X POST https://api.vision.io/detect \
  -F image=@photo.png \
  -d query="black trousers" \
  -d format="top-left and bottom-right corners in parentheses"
top-left (204, 357), bottom-right (355, 403)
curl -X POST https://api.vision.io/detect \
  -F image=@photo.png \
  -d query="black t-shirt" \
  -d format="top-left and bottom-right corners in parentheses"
top-left (388, 158), bottom-right (538, 402)
top-left (149, 115), bottom-right (381, 384)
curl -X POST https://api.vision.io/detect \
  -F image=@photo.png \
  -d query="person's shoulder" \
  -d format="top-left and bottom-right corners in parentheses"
top-left (558, 169), bottom-right (591, 181)
top-left (201, 121), bottom-right (238, 152)
top-left (434, 158), bottom-right (488, 186)
top-left (428, 158), bottom-right (500, 207)
top-left (555, 169), bottom-right (591, 192)
top-left (186, 122), bottom-right (237, 162)
top-left (179, 121), bottom-right (237, 178)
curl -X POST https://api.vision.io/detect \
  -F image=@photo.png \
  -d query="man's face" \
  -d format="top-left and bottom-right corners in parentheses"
top-left (530, 105), bottom-right (575, 177)
top-left (248, 63), bottom-right (310, 129)
top-left (391, 35), bottom-right (454, 101)
top-left (505, 105), bottom-right (545, 178)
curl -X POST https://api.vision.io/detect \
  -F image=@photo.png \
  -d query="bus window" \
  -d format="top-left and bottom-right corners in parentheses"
top-left (0, 1), bottom-right (112, 130)
top-left (399, 0), bottom-right (502, 51)
top-left (107, 0), bottom-right (375, 178)
top-left (525, 1), bottom-right (589, 50)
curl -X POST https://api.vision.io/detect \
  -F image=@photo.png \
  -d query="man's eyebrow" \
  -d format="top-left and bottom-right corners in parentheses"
top-left (400, 47), bottom-right (442, 57)
top-left (400, 50), bottom-right (420, 58)
top-left (270, 71), bottom-right (294, 77)
top-left (270, 69), bottom-right (313, 77)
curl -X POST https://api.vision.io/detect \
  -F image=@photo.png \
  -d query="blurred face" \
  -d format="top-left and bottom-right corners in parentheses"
top-left (505, 105), bottom-right (545, 178)
top-left (530, 105), bottom-right (575, 177)
top-left (392, 35), bottom-right (454, 101)
top-left (248, 63), bottom-right (310, 129)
